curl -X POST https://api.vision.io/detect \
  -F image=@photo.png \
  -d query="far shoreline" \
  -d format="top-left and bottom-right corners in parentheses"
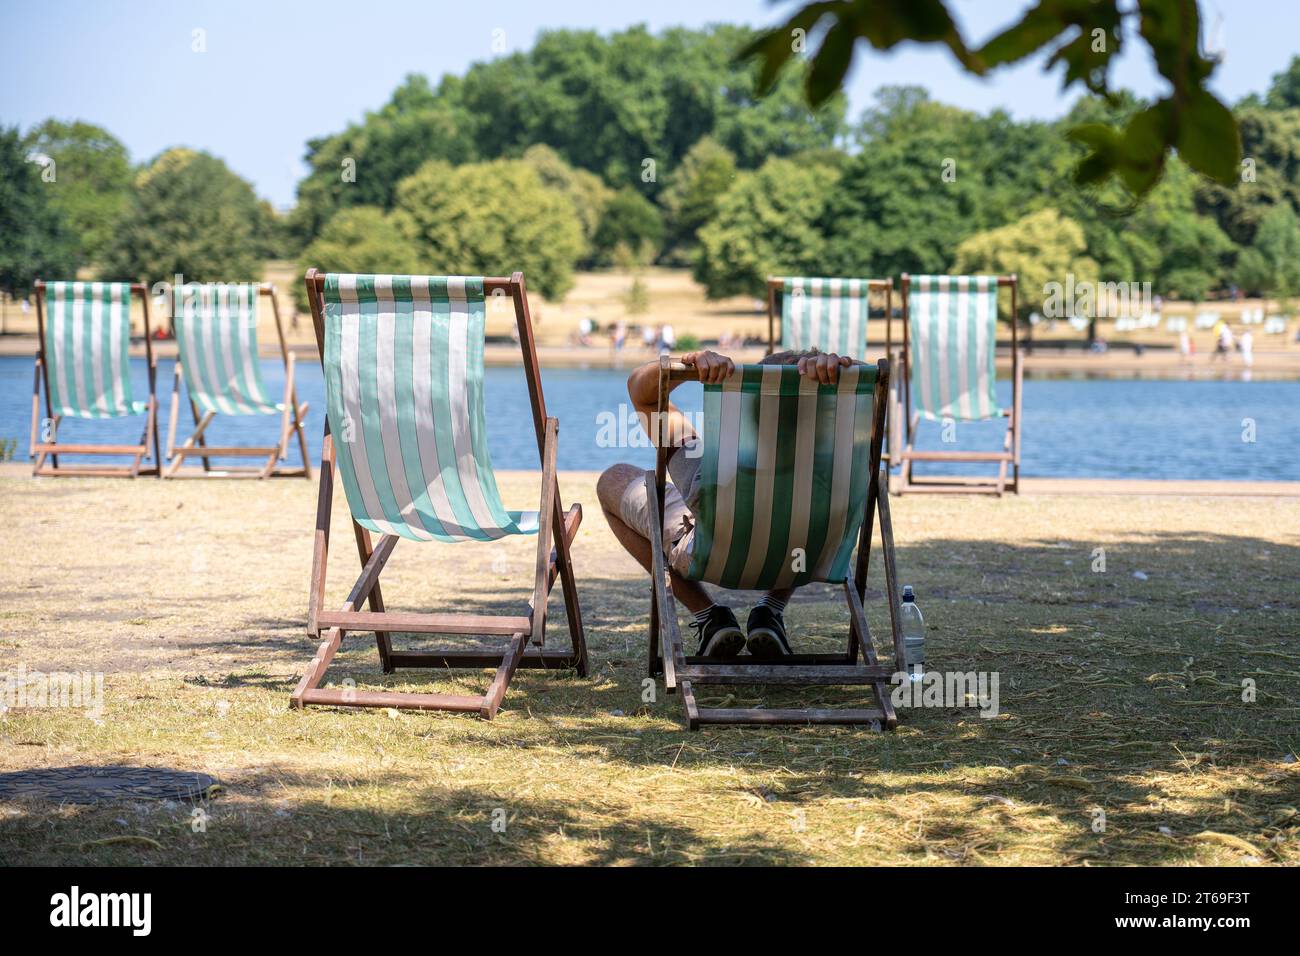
top-left (2, 332), bottom-right (1298, 380)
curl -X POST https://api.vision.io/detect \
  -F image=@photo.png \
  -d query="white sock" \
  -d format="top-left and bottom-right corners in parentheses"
top-left (757, 595), bottom-right (788, 614)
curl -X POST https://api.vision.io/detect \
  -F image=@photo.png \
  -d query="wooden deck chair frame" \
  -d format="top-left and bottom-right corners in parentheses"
top-left (766, 277), bottom-right (892, 357)
top-left (291, 269), bottom-right (587, 719)
top-left (646, 356), bottom-right (906, 730)
top-left (887, 274), bottom-right (1023, 496)
top-left (163, 283), bottom-right (311, 479)
top-left (29, 280), bottom-right (160, 478)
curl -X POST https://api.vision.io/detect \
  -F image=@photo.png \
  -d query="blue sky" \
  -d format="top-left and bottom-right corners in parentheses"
top-left (1, 0), bottom-right (1295, 208)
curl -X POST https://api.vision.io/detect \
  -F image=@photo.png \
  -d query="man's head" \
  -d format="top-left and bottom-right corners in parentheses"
top-left (760, 347), bottom-right (821, 366)
top-left (761, 346), bottom-right (858, 384)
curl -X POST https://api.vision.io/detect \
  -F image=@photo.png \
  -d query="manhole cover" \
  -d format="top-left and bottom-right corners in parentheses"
top-left (0, 765), bottom-right (217, 804)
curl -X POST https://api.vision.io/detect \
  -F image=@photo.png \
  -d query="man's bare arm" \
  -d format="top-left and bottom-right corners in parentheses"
top-left (627, 350), bottom-right (735, 450)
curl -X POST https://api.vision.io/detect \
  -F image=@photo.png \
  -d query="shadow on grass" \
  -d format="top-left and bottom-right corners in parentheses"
top-left (64, 528), bottom-right (1297, 865)
top-left (0, 764), bottom-right (808, 865)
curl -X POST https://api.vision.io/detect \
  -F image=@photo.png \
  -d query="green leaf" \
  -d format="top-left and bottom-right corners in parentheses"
top-left (1113, 102), bottom-right (1170, 195)
top-left (1066, 123), bottom-right (1120, 151)
top-left (1177, 89), bottom-right (1241, 185)
top-left (806, 22), bottom-right (856, 106)
top-left (734, 1), bottom-right (842, 93)
top-left (978, 5), bottom-right (1066, 68)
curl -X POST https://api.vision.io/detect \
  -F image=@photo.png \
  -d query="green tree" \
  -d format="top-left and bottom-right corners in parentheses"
top-left (591, 188), bottom-right (665, 267)
top-left (1234, 203), bottom-right (1300, 302)
top-left (822, 94), bottom-right (991, 278)
top-left (105, 148), bottom-right (265, 283)
top-left (254, 200), bottom-right (294, 261)
top-left (289, 74), bottom-right (477, 248)
top-left (1264, 55), bottom-right (1300, 110)
top-left (294, 206), bottom-right (427, 310)
top-left (395, 158), bottom-right (584, 299)
top-left (694, 157), bottom-right (840, 299)
top-left (1196, 106), bottom-right (1300, 246)
top-left (0, 127), bottom-right (78, 295)
top-left (1045, 98), bottom-right (1233, 297)
top-left (22, 119), bottom-right (132, 266)
top-left (522, 144), bottom-right (613, 264)
top-left (660, 137), bottom-right (738, 261)
top-left (290, 26), bottom-right (846, 249)
top-left (1046, 94), bottom-right (1163, 281)
top-left (1134, 160), bottom-right (1234, 299)
top-left (953, 208), bottom-right (1098, 323)
top-left (458, 25), bottom-right (844, 187)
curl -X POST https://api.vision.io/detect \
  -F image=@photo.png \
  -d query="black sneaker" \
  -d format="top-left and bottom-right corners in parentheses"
top-left (689, 606), bottom-right (744, 658)
top-left (746, 605), bottom-right (792, 659)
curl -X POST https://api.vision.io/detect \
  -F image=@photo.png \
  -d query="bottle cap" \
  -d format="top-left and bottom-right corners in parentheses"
top-left (902, 585), bottom-right (915, 602)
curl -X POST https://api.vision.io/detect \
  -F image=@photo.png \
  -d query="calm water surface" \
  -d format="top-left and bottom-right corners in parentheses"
top-left (2, 356), bottom-right (1296, 481)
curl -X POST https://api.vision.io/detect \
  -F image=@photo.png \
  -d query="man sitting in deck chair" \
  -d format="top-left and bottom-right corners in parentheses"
top-left (598, 346), bottom-right (855, 660)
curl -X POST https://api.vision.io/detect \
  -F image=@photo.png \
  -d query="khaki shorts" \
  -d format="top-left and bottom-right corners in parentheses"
top-left (618, 451), bottom-right (700, 576)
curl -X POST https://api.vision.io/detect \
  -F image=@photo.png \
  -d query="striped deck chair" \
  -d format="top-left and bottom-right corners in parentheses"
top-left (646, 356), bottom-right (906, 729)
top-left (889, 274), bottom-right (1023, 495)
top-left (292, 269), bottom-right (586, 718)
top-left (766, 276), bottom-right (889, 359)
top-left (163, 282), bottom-right (311, 478)
top-left (29, 280), bottom-right (160, 477)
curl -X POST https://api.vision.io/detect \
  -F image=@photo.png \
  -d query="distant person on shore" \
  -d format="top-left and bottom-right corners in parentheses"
top-left (1239, 328), bottom-right (1254, 368)
top-left (610, 321), bottom-right (627, 356)
top-left (660, 323), bottom-right (676, 352)
top-left (1179, 330), bottom-right (1193, 364)
top-left (642, 324), bottom-right (657, 350)
top-left (1212, 320), bottom-right (1234, 362)
top-left (597, 347), bottom-right (856, 659)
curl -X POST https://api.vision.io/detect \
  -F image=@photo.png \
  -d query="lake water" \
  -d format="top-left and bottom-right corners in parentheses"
top-left (2, 356), bottom-right (1296, 481)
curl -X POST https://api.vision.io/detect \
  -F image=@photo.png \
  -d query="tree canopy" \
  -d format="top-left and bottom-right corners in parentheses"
top-left (394, 158), bottom-right (585, 299)
top-left (295, 206), bottom-right (428, 310)
top-left (22, 119), bottom-right (132, 267)
top-left (11, 16), bottom-right (1300, 308)
top-left (694, 156), bottom-right (842, 299)
top-left (953, 209), bottom-right (1097, 316)
top-left (0, 127), bottom-right (78, 295)
top-left (289, 25), bottom-right (844, 253)
top-left (103, 148), bottom-right (266, 283)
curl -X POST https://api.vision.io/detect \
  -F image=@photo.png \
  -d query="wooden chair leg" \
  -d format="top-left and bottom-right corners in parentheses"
top-left (164, 409), bottom-right (216, 477)
top-left (530, 419), bottom-right (559, 647)
top-left (293, 401), bottom-right (312, 480)
top-left (307, 432), bottom-right (335, 635)
top-left (479, 632), bottom-right (528, 720)
top-left (875, 476), bottom-right (907, 669)
top-left (192, 398), bottom-right (211, 473)
top-left (352, 522), bottom-right (393, 673)
top-left (551, 489), bottom-right (587, 672)
top-left (29, 356), bottom-right (42, 460)
top-left (845, 579), bottom-right (898, 729)
top-left (166, 362), bottom-right (182, 459)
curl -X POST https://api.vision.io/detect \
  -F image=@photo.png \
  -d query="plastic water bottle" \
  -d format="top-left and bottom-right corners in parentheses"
top-left (900, 585), bottom-right (925, 681)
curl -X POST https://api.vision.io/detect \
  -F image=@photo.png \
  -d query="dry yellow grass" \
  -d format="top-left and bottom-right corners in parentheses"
top-left (1, 473), bottom-right (1297, 865)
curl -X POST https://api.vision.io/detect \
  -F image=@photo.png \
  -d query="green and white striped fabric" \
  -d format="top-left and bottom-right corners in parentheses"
top-left (686, 364), bottom-right (878, 590)
top-left (780, 277), bottom-right (873, 358)
top-left (907, 275), bottom-right (1003, 421)
top-left (174, 284), bottom-right (281, 415)
top-left (320, 274), bottom-right (539, 543)
top-left (42, 281), bottom-right (143, 419)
